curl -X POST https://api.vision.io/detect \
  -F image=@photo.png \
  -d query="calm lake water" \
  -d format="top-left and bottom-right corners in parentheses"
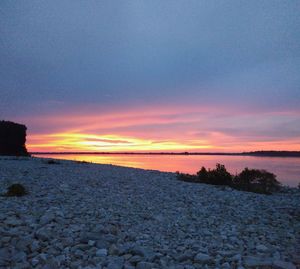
top-left (34, 154), bottom-right (300, 187)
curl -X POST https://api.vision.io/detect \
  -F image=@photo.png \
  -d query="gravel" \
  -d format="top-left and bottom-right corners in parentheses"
top-left (0, 156), bottom-right (299, 269)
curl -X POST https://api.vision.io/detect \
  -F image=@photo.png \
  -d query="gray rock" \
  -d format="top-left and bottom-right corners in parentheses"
top-left (273, 260), bottom-right (297, 269)
top-left (184, 266), bottom-right (195, 269)
top-left (194, 253), bottom-right (212, 263)
top-left (124, 264), bottom-right (135, 269)
top-left (221, 262), bottom-right (231, 269)
top-left (88, 240), bottom-right (96, 246)
top-left (230, 253), bottom-right (242, 262)
top-left (129, 255), bottom-right (143, 264)
top-left (42, 261), bottom-right (58, 269)
top-left (256, 244), bottom-right (268, 252)
top-left (40, 211), bottom-right (56, 225)
top-left (0, 247), bottom-right (10, 262)
top-left (4, 217), bottom-right (22, 226)
top-left (31, 257), bottom-right (40, 266)
top-left (15, 236), bottom-right (32, 251)
top-left (130, 246), bottom-right (148, 257)
top-left (12, 251), bottom-right (27, 263)
top-left (108, 244), bottom-right (119, 255)
top-left (107, 256), bottom-right (124, 269)
top-left (13, 261), bottom-right (31, 269)
top-left (136, 261), bottom-right (157, 269)
top-left (30, 240), bottom-right (40, 252)
top-left (244, 256), bottom-right (273, 267)
top-left (96, 248), bottom-right (108, 257)
top-left (35, 228), bottom-right (51, 241)
top-left (177, 251), bottom-right (194, 262)
top-left (37, 253), bottom-right (48, 262)
top-left (1, 236), bottom-right (10, 243)
top-left (75, 243), bottom-right (91, 251)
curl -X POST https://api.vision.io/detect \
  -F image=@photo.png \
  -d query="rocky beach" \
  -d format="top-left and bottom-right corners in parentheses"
top-left (0, 157), bottom-right (299, 269)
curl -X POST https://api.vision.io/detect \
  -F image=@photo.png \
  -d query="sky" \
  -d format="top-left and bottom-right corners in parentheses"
top-left (1, 1), bottom-right (300, 152)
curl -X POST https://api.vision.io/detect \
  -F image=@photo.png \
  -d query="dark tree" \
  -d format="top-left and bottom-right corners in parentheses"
top-left (0, 120), bottom-right (29, 156)
top-left (197, 166), bottom-right (209, 182)
top-left (235, 168), bottom-right (281, 194)
top-left (206, 163), bottom-right (233, 185)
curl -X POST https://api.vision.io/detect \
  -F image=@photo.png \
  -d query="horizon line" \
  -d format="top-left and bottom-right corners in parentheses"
top-left (30, 150), bottom-right (300, 157)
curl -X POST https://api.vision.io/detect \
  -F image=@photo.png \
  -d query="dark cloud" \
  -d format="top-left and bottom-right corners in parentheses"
top-left (0, 1), bottom-right (299, 122)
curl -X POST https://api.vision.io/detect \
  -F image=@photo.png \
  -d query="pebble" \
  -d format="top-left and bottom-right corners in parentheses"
top-left (244, 256), bottom-right (273, 267)
top-left (273, 260), bottom-right (297, 269)
top-left (256, 244), bottom-right (268, 252)
top-left (96, 248), bottom-right (108, 257)
top-left (136, 261), bottom-right (157, 269)
top-left (194, 253), bottom-right (212, 263)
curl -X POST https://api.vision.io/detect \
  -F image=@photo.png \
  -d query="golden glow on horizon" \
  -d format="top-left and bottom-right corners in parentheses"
top-left (20, 105), bottom-right (300, 152)
top-left (27, 131), bottom-right (300, 152)
top-left (27, 132), bottom-right (213, 152)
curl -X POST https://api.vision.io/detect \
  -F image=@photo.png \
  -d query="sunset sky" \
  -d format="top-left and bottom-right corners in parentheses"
top-left (1, 1), bottom-right (300, 152)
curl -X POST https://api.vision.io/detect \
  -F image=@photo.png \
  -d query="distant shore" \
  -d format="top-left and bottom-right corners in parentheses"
top-left (31, 150), bottom-right (300, 157)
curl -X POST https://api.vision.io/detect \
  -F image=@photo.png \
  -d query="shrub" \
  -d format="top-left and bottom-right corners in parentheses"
top-left (177, 164), bottom-right (281, 194)
top-left (235, 168), bottom-right (281, 194)
top-left (176, 172), bottom-right (198, 183)
top-left (47, 159), bottom-right (60, 165)
top-left (5, 183), bottom-right (27, 197)
top-left (233, 167), bottom-right (255, 190)
top-left (197, 167), bottom-right (209, 182)
top-left (204, 164), bottom-right (232, 186)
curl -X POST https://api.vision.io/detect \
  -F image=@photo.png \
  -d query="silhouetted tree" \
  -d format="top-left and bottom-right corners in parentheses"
top-left (0, 121), bottom-right (29, 156)
top-left (235, 168), bottom-right (281, 194)
top-left (177, 164), bottom-right (281, 194)
top-left (197, 166), bottom-right (209, 182)
top-left (206, 163), bottom-right (233, 185)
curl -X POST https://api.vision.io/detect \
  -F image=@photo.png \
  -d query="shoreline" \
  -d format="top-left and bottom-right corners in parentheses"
top-left (31, 151), bottom-right (300, 158)
top-left (1, 157), bottom-right (299, 268)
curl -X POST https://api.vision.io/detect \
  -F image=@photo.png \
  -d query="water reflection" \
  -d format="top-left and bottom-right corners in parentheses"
top-left (34, 154), bottom-right (300, 187)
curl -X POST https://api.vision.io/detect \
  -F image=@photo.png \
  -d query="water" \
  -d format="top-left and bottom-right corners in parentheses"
top-left (34, 154), bottom-right (300, 187)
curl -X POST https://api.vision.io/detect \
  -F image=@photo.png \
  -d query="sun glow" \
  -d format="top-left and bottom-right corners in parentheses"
top-left (20, 104), bottom-right (300, 153)
top-left (27, 132), bottom-right (212, 152)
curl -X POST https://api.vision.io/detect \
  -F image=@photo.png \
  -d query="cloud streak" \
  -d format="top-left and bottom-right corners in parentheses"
top-left (19, 104), bottom-right (300, 152)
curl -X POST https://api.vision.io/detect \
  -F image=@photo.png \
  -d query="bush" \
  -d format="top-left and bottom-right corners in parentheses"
top-left (205, 164), bottom-right (233, 186)
top-left (233, 167), bottom-right (255, 190)
top-left (195, 164), bottom-right (233, 185)
top-left (177, 164), bottom-right (232, 185)
top-left (234, 168), bottom-right (281, 194)
top-left (5, 184), bottom-right (27, 197)
top-left (197, 167), bottom-right (209, 182)
top-left (47, 159), bottom-right (60, 165)
top-left (176, 172), bottom-right (198, 183)
top-left (177, 164), bottom-right (281, 194)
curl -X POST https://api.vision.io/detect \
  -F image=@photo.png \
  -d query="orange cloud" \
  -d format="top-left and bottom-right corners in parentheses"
top-left (28, 132), bottom-right (212, 152)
